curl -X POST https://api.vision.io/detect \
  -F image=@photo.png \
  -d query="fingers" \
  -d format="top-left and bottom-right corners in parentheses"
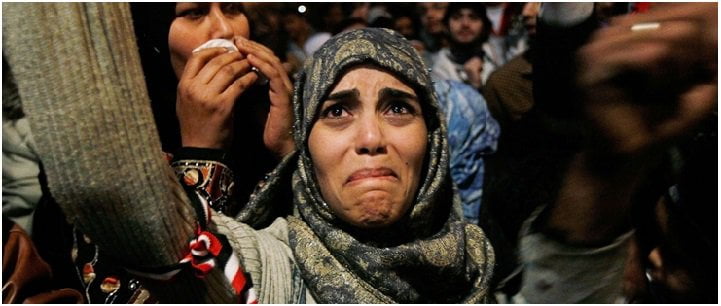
top-left (234, 36), bottom-right (276, 57)
top-left (180, 47), bottom-right (256, 104)
top-left (222, 69), bottom-right (258, 100)
top-left (194, 51), bottom-right (245, 84)
top-left (579, 19), bottom-right (706, 89)
top-left (612, 3), bottom-right (716, 27)
top-left (590, 18), bottom-right (702, 50)
top-left (247, 50), bottom-right (295, 156)
top-left (182, 48), bottom-right (230, 79)
top-left (592, 4), bottom-right (715, 64)
top-left (205, 58), bottom-right (253, 94)
top-left (578, 4), bottom-right (718, 154)
top-left (235, 37), bottom-right (293, 94)
top-left (656, 84), bottom-right (717, 141)
top-left (247, 53), bottom-right (293, 95)
top-left (234, 37), bottom-right (296, 157)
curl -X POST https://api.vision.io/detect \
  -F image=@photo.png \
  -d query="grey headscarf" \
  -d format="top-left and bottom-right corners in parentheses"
top-left (286, 28), bottom-right (495, 303)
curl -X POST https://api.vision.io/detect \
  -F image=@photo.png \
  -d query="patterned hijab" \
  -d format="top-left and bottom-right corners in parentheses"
top-left (287, 28), bottom-right (494, 303)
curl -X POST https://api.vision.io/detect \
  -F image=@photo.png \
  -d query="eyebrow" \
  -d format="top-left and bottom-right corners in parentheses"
top-left (326, 89), bottom-right (359, 101)
top-left (378, 88), bottom-right (417, 101)
top-left (324, 87), bottom-right (418, 107)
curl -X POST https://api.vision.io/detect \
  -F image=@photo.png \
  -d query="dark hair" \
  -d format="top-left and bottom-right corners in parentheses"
top-left (130, 3), bottom-right (180, 152)
top-left (388, 6), bottom-right (422, 41)
top-left (369, 16), bottom-right (393, 29)
top-left (443, 3), bottom-right (492, 43)
top-left (340, 3), bottom-right (367, 18)
top-left (333, 17), bottom-right (368, 35)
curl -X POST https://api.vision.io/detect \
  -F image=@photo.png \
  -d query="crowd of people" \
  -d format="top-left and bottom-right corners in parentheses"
top-left (2, 2), bottom-right (717, 304)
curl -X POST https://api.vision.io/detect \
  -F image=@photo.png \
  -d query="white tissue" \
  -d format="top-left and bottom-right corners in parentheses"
top-left (191, 38), bottom-right (268, 86)
top-left (192, 39), bottom-right (238, 53)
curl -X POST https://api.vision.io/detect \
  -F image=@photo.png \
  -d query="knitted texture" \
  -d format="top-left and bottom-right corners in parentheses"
top-left (213, 214), bottom-right (307, 303)
top-left (2, 3), bottom-right (235, 302)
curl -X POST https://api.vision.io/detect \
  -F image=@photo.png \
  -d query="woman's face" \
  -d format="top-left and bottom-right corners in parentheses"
top-left (168, 2), bottom-right (250, 78)
top-left (308, 66), bottom-right (428, 229)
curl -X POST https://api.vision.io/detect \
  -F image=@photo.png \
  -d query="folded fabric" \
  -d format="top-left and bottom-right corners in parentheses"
top-left (192, 38), bottom-right (238, 53)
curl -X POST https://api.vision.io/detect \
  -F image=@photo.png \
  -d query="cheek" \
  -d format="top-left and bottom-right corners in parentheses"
top-left (169, 23), bottom-right (190, 59)
top-left (308, 127), bottom-right (343, 193)
top-left (231, 16), bottom-right (250, 39)
top-left (382, 124), bottom-right (428, 222)
top-left (385, 123), bottom-right (427, 211)
top-left (168, 22), bottom-right (202, 77)
top-left (474, 22), bottom-right (484, 33)
top-left (450, 21), bottom-right (461, 32)
top-left (399, 125), bottom-right (428, 177)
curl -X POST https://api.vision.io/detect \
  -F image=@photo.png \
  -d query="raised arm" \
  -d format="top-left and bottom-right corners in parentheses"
top-left (518, 3), bottom-right (716, 303)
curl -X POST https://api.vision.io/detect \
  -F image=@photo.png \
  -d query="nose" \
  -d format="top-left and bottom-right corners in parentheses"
top-left (209, 7), bottom-right (234, 39)
top-left (460, 15), bottom-right (472, 26)
top-left (355, 115), bottom-right (387, 155)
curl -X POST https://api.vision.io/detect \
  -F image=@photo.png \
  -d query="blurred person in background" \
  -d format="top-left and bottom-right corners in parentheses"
top-left (303, 3), bottom-right (343, 56)
top-left (430, 3), bottom-right (493, 89)
top-left (484, 3), bottom-right (529, 70)
top-left (483, 2), bottom-right (540, 128)
top-left (417, 2), bottom-right (448, 54)
top-left (342, 2), bottom-right (370, 22)
top-left (390, 6), bottom-right (426, 54)
top-left (281, 4), bottom-right (314, 77)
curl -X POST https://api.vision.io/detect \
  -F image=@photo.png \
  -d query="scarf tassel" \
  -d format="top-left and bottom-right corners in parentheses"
top-left (179, 227), bottom-right (258, 303)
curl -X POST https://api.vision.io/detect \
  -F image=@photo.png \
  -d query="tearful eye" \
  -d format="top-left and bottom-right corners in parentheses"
top-left (330, 108), bottom-right (344, 117)
top-left (386, 101), bottom-right (415, 116)
top-left (321, 104), bottom-right (348, 119)
top-left (390, 105), bottom-right (408, 114)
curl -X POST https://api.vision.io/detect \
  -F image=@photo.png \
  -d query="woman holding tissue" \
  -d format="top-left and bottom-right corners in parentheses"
top-left (170, 2), bottom-right (294, 156)
top-left (128, 3), bottom-right (296, 220)
top-left (166, 2), bottom-right (295, 219)
top-left (57, 3), bottom-right (296, 303)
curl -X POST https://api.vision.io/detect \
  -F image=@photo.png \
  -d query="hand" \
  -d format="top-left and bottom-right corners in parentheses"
top-left (578, 3), bottom-right (717, 155)
top-left (176, 48), bottom-right (257, 149)
top-left (547, 3), bottom-right (718, 245)
top-left (463, 56), bottom-right (484, 89)
top-left (234, 36), bottom-right (295, 158)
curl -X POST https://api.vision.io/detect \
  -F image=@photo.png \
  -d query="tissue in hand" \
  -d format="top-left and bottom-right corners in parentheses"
top-left (192, 39), bottom-right (238, 53)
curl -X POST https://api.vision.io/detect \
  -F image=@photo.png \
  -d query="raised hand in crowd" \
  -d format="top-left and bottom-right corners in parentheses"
top-left (577, 2), bottom-right (717, 155)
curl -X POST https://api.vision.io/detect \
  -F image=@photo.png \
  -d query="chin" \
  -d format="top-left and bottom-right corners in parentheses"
top-left (350, 196), bottom-right (402, 228)
top-left (457, 38), bottom-right (475, 44)
top-left (355, 214), bottom-right (394, 228)
top-left (331, 189), bottom-right (411, 229)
